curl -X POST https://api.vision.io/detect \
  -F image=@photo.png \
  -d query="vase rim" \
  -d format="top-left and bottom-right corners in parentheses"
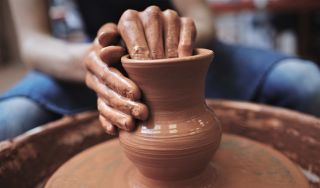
top-left (121, 48), bottom-right (214, 65)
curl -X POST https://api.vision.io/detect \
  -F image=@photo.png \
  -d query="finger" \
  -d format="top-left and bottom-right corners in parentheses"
top-left (98, 98), bottom-right (135, 131)
top-left (163, 9), bottom-right (180, 58)
top-left (118, 9), bottom-right (150, 59)
top-left (92, 38), bottom-right (102, 55)
top-left (178, 17), bottom-right (196, 57)
top-left (85, 52), bottom-right (141, 100)
top-left (86, 73), bottom-right (148, 120)
top-left (139, 6), bottom-right (165, 59)
top-left (100, 46), bottom-right (126, 66)
top-left (97, 23), bottom-right (120, 47)
top-left (99, 115), bottom-right (117, 135)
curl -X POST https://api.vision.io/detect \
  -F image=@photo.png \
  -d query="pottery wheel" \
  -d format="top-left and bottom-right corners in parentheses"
top-left (45, 134), bottom-right (308, 188)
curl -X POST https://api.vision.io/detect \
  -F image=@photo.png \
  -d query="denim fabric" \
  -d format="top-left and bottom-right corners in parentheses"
top-left (0, 71), bottom-right (97, 114)
top-left (0, 97), bottom-right (61, 141)
top-left (205, 40), bottom-right (289, 100)
top-left (256, 58), bottom-right (320, 116)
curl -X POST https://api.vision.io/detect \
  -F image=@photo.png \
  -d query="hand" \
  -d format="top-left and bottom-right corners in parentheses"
top-left (118, 6), bottom-right (197, 60)
top-left (84, 23), bottom-right (148, 135)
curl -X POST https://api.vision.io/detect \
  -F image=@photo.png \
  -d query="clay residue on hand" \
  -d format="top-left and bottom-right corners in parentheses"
top-left (118, 6), bottom-right (196, 60)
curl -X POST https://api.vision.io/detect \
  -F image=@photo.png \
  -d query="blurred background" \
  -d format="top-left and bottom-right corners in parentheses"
top-left (1, 0), bottom-right (320, 93)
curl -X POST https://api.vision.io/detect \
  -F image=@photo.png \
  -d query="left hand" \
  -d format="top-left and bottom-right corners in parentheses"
top-left (84, 23), bottom-right (148, 135)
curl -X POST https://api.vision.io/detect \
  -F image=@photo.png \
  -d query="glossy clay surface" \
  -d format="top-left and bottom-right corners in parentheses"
top-left (119, 49), bottom-right (221, 183)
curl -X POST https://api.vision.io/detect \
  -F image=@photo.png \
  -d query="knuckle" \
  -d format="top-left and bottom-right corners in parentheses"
top-left (100, 66), bottom-right (111, 82)
top-left (85, 74), bottom-right (98, 92)
top-left (145, 6), bottom-right (161, 15)
top-left (144, 6), bottom-right (162, 20)
top-left (125, 83), bottom-right (141, 100)
top-left (132, 103), bottom-right (149, 120)
top-left (121, 9), bottom-right (139, 21)
top-left (97, 102), bottom-right (103, 112)
top-left (181, 17), bottom-right (193, 24)
top-left (86, 52), bottom-right (97, 66)
top-left (181, 17), bottom-right (196, 29)
top-left (97, 98), bottom-right (105, 112)
top-left (163, 9), bottom-right (178, 18)
top-left (131, 45), bottom-right (150, 60)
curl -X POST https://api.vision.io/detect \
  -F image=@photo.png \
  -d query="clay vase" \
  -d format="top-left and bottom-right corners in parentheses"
top-left (119, 48), bottom-right (221, 186)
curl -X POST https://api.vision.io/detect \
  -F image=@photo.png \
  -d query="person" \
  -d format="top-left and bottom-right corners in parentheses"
top-left (1, 0), bottom-right (319, 140)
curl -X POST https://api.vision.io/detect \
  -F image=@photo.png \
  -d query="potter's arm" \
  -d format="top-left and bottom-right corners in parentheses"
top-left (172, 0), bottom-right (216, 48)
top-left (9, 0), bottom-right (89, 82)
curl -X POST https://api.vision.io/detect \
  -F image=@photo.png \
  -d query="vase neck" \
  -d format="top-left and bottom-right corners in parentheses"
top-left (122, 49), bottom-right (213, 121)
top-left (143, 76), bottom-right (206, 115)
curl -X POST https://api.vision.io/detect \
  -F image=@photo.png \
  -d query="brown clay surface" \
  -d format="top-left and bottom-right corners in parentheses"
top-left (119, 48), bottom-right (221, 182)
top-left (0, 100), bottom-right (319, 187)
top-left (207, 100), bottom-right (320, 186)
top-left (45, 134), bottom-right (308, 188)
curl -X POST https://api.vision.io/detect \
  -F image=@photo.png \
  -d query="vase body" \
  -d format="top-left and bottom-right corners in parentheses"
top-left (119, 49), bottom-right (221, 182)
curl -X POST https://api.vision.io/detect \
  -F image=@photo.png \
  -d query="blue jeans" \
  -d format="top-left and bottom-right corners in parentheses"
top-left (0, 97), bottom-right (61, 140)
top-left (1, 42), bottom-right (319, 141)
top-left (256, 59), bottom-right (320, 116)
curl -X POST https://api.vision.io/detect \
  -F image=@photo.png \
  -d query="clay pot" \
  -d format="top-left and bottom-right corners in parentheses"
top-left (119, 49), bottom-right (221, 182)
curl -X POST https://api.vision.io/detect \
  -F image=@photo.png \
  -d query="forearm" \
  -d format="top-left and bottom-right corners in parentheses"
top-left (21, 34), bottom-right (90, 82)
top-left (9, 0), bottom-right (90, 82)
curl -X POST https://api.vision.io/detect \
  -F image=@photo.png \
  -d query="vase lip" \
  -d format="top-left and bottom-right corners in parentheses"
top-left (121, 48), bottom-right (214, 65)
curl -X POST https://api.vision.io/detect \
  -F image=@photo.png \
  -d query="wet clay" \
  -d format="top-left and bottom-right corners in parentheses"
top-left (119, 48), bottom-right (221, 183)
top-left (45, 134), bottom-right (309, 188)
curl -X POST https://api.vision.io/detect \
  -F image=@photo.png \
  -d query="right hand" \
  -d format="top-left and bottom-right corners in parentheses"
top-left (84, 23), bottom-right (148, 135)
top-left (118, 6), bottom-right (197, 59)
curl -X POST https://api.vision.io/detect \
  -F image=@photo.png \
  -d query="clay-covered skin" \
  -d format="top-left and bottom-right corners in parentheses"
top-left (84, 23), bottom-right (148, 134)
top-left (118, 6), bottom-right (196, 59)
top-left (85, 6), bottom-right (197, 134)
top-left (119, 49), bottom-right (222, 183)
